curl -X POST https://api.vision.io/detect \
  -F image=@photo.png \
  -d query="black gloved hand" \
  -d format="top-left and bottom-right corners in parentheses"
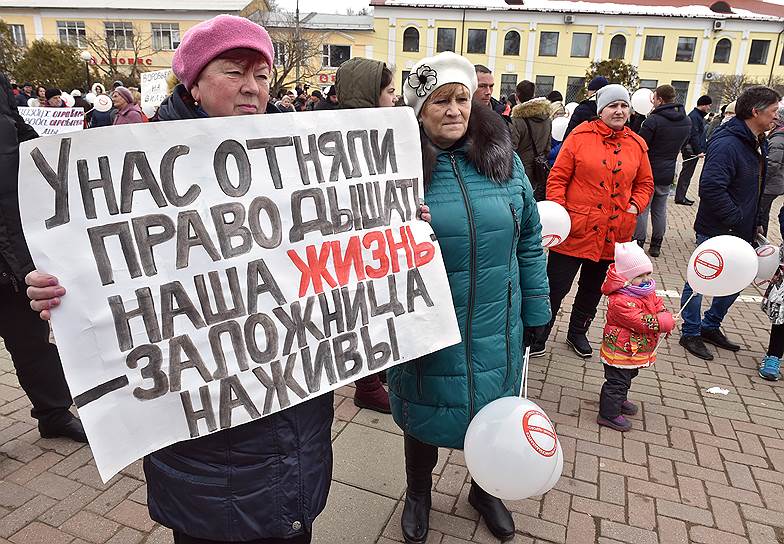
top-left (523, 325), bottom-right (548, 348)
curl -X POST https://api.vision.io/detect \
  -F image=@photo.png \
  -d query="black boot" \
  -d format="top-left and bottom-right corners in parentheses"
top-left (38, 412), bottom-right (88, 443)
top-left (649, 238), bottom-right (662, 258)
top-left (401, 491), bottom-right (431, 544)
top-left (402, 435), bottom-right (437, 544)
top-left (468, 480), bottom-right (515, 541)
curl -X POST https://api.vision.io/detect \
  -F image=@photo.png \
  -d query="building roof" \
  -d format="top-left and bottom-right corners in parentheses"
top-left (259, 11), bottom-right (375, 30)
top-left (0, 0), bottom-right (248, 10)
top-left (370, 0), bottom-right (784, 20)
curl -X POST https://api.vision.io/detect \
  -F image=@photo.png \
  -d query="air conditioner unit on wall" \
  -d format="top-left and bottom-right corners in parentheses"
top-left (705, 72), bottom-right (716, 80)
top-left (713, 20), bottom-right (725, 31)
top-left (564, 14), bottom-right (575, 24)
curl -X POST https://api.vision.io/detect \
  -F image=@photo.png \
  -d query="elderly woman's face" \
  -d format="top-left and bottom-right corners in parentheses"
top-left (191, 57), bottom-right (270, 117)
top-left (419, 85), bottom-right (472, 149)
top-left (600, 100), bottom-right (630, 131)
top-left (111, 91), bottom-right (128, 109)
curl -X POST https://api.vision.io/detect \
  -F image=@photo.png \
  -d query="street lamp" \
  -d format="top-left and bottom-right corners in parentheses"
top-left (79, 50), bottom-right (92, 92)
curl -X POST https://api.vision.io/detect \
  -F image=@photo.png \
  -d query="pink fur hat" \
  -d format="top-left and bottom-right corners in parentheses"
top-left (172, 15), bottom-right (274, 90)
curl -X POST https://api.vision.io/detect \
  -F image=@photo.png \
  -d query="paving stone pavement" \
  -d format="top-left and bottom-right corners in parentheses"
top-left (1, 177), bottom-right (784, 543)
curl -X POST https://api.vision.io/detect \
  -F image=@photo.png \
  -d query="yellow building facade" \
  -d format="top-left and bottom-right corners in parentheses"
top-left (0, 0), bottom-right (267, 73)
top-left (371, 0), bottom-right (784, 107)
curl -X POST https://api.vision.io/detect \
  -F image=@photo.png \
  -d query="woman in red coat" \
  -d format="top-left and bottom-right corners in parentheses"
top-left (532, 84), bottom-right (654, 358)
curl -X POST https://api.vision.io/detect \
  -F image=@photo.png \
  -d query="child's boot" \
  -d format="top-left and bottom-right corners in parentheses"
top-left (759, 355), bottom-right (781, 381)
top-left (597, 414), bottom-right (632, 432)
top-left (621, 400), bottom-right (638, 416)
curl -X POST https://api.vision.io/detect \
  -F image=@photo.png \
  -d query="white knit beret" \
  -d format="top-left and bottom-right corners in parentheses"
top-left (403, 51), bottom-right (478, 116)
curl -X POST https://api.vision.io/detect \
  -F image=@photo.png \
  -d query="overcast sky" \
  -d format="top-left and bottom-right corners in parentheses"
top-left (275, 0), bottom-right (374, 14)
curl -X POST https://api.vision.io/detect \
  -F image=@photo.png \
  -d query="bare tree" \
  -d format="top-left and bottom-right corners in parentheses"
top-left (84, 22), bottom-right (153, 87)
top-left (249, 10), bottom-right (329, 95)
top-left (706, 74), bottom-right (756, 105)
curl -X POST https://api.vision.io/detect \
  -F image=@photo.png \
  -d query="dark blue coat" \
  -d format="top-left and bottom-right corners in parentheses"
top-left (694, 116), bottom-right (768, 243)
top-left (144, 85), bottom-right (334, 542)
top-left (639, 103), bottom-right (692, 186)
top-left (682, 108), bottom-right (708, 157)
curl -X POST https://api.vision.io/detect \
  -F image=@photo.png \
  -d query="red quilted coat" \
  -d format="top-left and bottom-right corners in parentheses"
top-left (599, 265), bottom-right (675, 369)
top-left (547, 120), bottom-right (654, 262)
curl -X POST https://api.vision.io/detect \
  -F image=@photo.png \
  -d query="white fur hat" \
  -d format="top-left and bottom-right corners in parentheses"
top-left (403, 51), bottom-right (478, 116)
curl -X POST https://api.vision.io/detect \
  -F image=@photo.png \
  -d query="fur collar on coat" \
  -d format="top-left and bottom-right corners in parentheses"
top-left (510, 97), bottom-right (552, 120)
top-left (421, 102), bottom-right (514, 188)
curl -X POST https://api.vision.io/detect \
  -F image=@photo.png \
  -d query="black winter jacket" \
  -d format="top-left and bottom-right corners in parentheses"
top-left (683, 107), bottom-right (708, 157)
top-left (694, 116), bottom-right (768, 243)
top-left (0, 72), bottom-right (38, 286)
top-left (144, 85), bottom-right (334, 542)
top-left (563, 98), bottom-right (596, 141)
top-left (638, 103), bottom-right (692, 186)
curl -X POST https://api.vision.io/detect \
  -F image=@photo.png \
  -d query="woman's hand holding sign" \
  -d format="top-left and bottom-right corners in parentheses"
top-left (26, 270), bottom-right (64, 320)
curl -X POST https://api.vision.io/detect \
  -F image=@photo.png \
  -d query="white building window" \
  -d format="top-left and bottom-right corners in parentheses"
top-left (273, 42), bottom-right (286, 65)
top-left (57, 21), bottom-right (86, 48)
top-left (10, 24), bottom-right (26, 47)
top-left (152, 23), bottom-right (180, 51)
top-left (322, 44), bottom-right (350, 68)
top-left (105, 22), bottom-right (134, 50)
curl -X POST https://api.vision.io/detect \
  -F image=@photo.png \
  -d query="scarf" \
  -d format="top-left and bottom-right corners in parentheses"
top-left (619, 279), bottom-right (656, 298)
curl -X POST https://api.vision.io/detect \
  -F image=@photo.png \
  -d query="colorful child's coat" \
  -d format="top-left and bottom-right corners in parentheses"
top-left (599, 264), bottom-right (676, 369)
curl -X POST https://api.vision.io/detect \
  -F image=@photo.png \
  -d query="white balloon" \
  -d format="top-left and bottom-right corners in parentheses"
top-left (537, 201), bottom-right (571, 248)
top-left (631, 88), bottom-right (654, 115)
top-left (27, 97), bottom-right (39, 107)
top-left (142, 104), bottom-right (157, 118)
top-left (686, 235), bottom-right (758, 296)
top-left (565, 102), bottom-right (578, 116)
top-left (755, 245), bottom-right (780, 284)
top-left (61, 93), bottom-right (75, 107)
top-left (551, 116), bottom-right (569, 141)
top-left (534, 442), bottom-right (563, 496)
top-left (464, 397), bottom-right (562, 500)
top-left (84, 92), bottom-right (96, 104)
top-left (93, 94), bottom-right (113, 112)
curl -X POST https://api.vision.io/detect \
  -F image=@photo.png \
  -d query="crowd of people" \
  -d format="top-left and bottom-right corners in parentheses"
top-left (2, 12), bottom-right (784, 544)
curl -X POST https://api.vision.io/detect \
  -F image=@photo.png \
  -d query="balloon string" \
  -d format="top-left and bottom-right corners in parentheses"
top-left (651, 292), bottom-right (696, 356)
top-left (520, 346), bottom-right (530, 399)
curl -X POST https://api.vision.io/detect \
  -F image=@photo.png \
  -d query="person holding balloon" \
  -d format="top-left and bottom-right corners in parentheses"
top-left (597, 242), bottom-right (675, 431)
top-left (633, 84), bottom-right (692, 257)
top-left (388, 51), bottom-right (551, 544)
top-left (760, 245), bottom-right (784, 380)
top-left (679, 85), bottom-right (781, 361)
top-left (533, 84), bottom-right (654, 359)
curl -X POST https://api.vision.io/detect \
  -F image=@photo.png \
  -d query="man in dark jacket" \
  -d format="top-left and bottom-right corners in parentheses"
top-left (674, 94), bottom-right (712, 205)
top-left (633, 84), bottom-right (692, 256)
top-left (563, 76), bottom-right (608, 140)
top-left (0, 73), bottom-right (86, 442)
top-left (313, 85), bottom-right (338, 110)
top-left (679, 86), bottom-right (781, 361)
top-left (510, 79), bottom-right (552, 200)
top-left (15, 82), bottom-right (33, 107)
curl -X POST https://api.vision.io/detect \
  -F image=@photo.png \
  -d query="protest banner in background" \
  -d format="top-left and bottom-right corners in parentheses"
top-left (19, 107), bottom-right (84, 136)
top-left (141, 69), bottom-right (172, 109)
top-left (18, 108), bottom-right (461, 481)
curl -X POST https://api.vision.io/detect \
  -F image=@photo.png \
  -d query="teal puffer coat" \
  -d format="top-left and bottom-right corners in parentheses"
top-left (387, 105), bottom-right (551, 449)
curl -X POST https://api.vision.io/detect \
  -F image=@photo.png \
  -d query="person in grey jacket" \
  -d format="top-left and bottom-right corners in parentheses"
top-left (760, 107), bottom-right (784, 235)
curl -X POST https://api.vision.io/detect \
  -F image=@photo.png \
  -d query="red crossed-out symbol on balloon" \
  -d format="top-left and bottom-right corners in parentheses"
top-left (757, 245), bottom-right (776, 257)
top-left (542, 234), bottom-right (562, 248)
top-left (521, 410), bottom-right (557, 458)
top-left (693, 249), bottom-right (724, 281)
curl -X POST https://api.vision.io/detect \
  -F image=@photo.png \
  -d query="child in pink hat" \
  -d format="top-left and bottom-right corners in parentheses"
top-left (597, 242), bottom-right (675, 432)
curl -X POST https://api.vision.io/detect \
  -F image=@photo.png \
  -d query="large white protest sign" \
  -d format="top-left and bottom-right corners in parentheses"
top-left (141, 69), bottom-right (172, 110)
top-left (19, 107), bottom-right (84, 136)
top-left (18, 108), bottom-right (461, 481)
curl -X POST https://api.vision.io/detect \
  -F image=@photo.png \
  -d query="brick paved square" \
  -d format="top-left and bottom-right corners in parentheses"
top-left (0, 166), bottom-right (783, 543)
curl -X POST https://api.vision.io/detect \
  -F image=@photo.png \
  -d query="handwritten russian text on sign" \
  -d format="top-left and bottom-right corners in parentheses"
top-left (18, 109), bottom-right (460, 481)
top-left (141, 69), bottom-right (172, 109)
top-left (19, 107), bottom-right (84, 136)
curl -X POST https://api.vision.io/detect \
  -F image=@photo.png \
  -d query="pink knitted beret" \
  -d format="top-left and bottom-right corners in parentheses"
top-left (172, 15), bottom-right (274, 89)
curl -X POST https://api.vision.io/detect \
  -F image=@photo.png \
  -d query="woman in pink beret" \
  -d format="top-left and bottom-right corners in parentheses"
top-left (26, 15), bottom-right (332, 544)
